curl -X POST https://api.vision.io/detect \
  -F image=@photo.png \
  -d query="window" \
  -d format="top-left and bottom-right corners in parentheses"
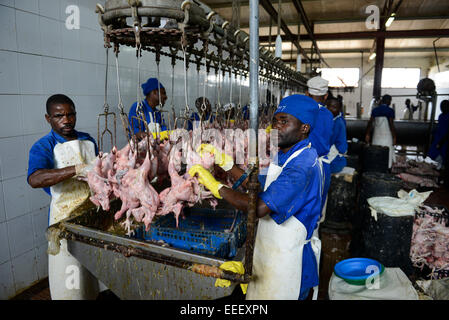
top-left (381, 68), bottom-right (421, 88)
top-left (433, 70), bottom-right (449, 88)
top-left (317, 68), bottom-right (360, 87)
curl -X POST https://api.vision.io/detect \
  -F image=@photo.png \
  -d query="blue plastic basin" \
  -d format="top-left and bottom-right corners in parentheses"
top-left (334, 258), bottom-right (385, 285)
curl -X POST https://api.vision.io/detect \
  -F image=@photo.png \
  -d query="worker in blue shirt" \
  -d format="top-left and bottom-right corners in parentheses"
top-left (428, 100), bottom-right (449, 167)
top-left (187, 97), bottom-right (215, 130)
top-left (365, 94), bottom-right (397, 168)
top-left (128, 77), bottom-right (168, 136)
top-left (306, 76), bottom-right (334, 220)
top-left (27, 94), bottom-right (100, 300)
top-left (326, 97), bottom-right (348, 173)
top-left (190, 94), bottom-right (323, 300)
top-left (241, 104), bottom-right (250, 120)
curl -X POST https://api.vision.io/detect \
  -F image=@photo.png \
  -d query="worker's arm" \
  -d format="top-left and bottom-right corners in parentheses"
top-left (365, 116), bottom-right (374, 144)
top-left (189, 164), bottom-right (270, 217)
top-left (218, 186), bottom-right (271, 218)
top-left (28, 166), bottom-right (76, 189)
top-left (388, 117), bottom-right (397, 145)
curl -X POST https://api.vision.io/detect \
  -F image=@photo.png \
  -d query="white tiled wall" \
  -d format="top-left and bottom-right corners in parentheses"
top-left (0, 0), bottom-right (249, 299)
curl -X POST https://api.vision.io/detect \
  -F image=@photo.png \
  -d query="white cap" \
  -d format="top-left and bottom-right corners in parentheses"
top-left (307, 76), bottom-right (329, 96)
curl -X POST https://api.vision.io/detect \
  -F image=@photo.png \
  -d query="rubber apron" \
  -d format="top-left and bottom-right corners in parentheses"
top-left (246, 143), bottom-right (321, 300)
top-left (372, 116), bottom-right (395, 168)
top-left (48, 139), bottom-right (99, 300)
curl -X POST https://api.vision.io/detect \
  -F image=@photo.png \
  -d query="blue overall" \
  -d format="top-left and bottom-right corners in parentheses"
top-left (308, 104), bottom-right (334, 210)
top-left (258, 138), bottom-right (323, 297)
top-left (330, 113), bottom-right (348, 174)
top-left (128, 99), bottom-right (167, 134)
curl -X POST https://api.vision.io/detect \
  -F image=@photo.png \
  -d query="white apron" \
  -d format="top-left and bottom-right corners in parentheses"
top-left (48, 139), bottom-right (99, 300)
top-left (246, 144), bottom-right (322, 300)
top-left (372, 116), bottom-right (395, 168)
top-left (146, 111), bottom-right (162, 135)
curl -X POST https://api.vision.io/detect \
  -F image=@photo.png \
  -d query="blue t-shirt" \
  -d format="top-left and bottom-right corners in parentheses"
top-left (309, 104), bottom-right (334, 157)
top-left (330, 114), bottom-right (348, 174)
top-left (258, 138), bottom-right (322, 290)
top-left (27, 130), bottom-right (98, 195)
top-left (428, 112), bottom-right (449, 161)
top-left (242, 105), bottom-right (250, 120)
top-left (128, 99), bottom-right (167, 134)
top-left (187, 112), bottom-right (215, 130)
top-left (371, 104), bottom-right (395, 119)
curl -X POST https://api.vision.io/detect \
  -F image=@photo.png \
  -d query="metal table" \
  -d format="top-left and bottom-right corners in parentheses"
top-left (47, 200), bottom-right (245, 300)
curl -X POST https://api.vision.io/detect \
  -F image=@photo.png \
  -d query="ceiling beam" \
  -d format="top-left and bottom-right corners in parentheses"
top-left (236, 15), bottom-right (449, 29)
top-left (268, 47), bottom-right (449, 54)
top-left (258, 0), bottom-right (312, 63)
top-left (207, 0), bottom-right (320, 9)
top-left (290, 0), bottom-right (329, 67)
top-left (259, 28), bottom-right (449, 41)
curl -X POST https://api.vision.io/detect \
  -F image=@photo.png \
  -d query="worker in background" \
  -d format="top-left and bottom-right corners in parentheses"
top-left (27, 94), bottom-right (101, 300)
top-left (402, 98), bottom-right (415, 120)
top-left (365, 94), bottom-right (397, 168)
top-left (128, 77), bottom-right (168, 136)
top-left (190, 95), bottom-right (323, 300)
top-left (241, 104), bottom-right (250, 120)
top-left (428, 100), bottom-right (449, 168)
top-left (326, 97), bottom-right (348, 174)
top-left (187, 97), bottom-right (215, 130)
top-left (306, 76), bottom-right (334, 222)
top-left (402, 98), bottom-right (418, 120)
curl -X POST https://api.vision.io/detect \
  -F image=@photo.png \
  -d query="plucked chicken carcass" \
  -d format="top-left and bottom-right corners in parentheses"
top-left (410, 205), bottom-right (449, 278)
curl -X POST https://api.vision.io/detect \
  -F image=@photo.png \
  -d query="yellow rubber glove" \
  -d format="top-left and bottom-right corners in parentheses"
top-left (152, 130), bottom-right (171, 141)
top-left (265, 124), bottom-right (272, 133)
top-left (188, 164), bottom-right (224, 199)
top-left (215, 261), bottom-right (248, 294)
top-left (197, 144), bottom-right (234, 171)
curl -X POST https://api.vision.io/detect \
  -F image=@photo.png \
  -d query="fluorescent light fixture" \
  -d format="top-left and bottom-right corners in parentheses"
top-left (369, 52), bottom-right (376, 60)
top-left (385, 13), bottom-right (396, 27)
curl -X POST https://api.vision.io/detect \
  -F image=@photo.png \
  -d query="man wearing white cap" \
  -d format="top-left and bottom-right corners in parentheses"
top-left (306, 76), bottom-right (334, 223)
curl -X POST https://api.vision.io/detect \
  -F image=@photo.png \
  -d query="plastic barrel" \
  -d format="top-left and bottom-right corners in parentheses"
top-left (345, 154), bottom-right (361, 174)
top-left (347, 141), bottom-right (365, 156)
top-left (350, 172), bottom-right (404, 257)
top-left (319, 226), bottom-right (352, 299)
top-left (361, 145), bottom-right (389, 173)
top-left (363, 211), bottom-right (414, 276)
top-left (324, 173), bottom-right (358, 225)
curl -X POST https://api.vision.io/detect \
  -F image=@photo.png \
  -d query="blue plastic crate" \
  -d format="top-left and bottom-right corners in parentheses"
top-left (133, 208), bottom-right (246, 258)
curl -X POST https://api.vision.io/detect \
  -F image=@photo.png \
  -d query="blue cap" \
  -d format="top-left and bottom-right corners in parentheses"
top-left (141, 78), bottom-right (164, 96)
top-left (274, 94), bottom-right (319, 130)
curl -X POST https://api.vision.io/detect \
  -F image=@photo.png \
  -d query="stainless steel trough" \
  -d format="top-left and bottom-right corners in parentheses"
top-left (47, 200), bottom-right (245, 300)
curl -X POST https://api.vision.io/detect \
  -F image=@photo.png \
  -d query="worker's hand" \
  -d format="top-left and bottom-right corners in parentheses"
top-left (152, 130), bottom-right (172, 141)
top-left (197, 144), bottom-right (234, 171)
top-left (364, 134), bottom-right (370, 144)
top-left (265, 124), bottom-right (272, 133)
top-left (188, 164), bottom-right (224, 199)
top-left (215, 261), bottom-right (248, 294)
top-left (74, 161), bottom-right (94, 178)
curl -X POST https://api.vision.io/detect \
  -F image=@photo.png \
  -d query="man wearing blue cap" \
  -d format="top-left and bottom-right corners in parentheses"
top-left (189, 94), bottom-right (323, 300)
top-left (128, 77), bottom-right (168, 135)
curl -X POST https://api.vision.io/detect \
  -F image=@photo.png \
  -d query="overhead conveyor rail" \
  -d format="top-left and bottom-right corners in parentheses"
top-left (95, 0), bottom-right (308, 90)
